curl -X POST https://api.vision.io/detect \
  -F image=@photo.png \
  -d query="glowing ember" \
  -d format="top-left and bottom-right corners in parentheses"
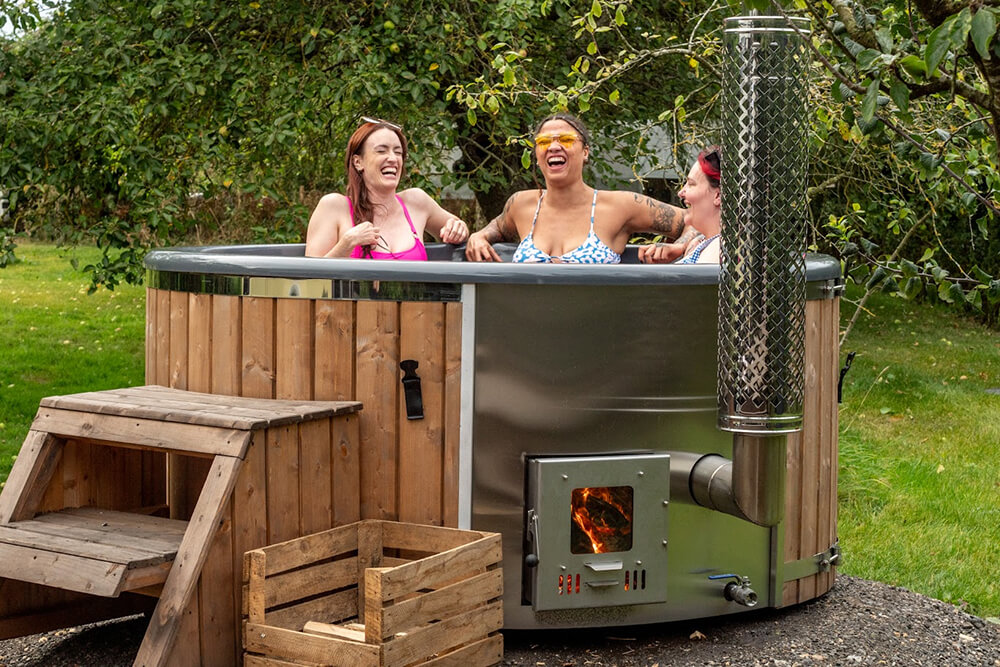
top-left (570, 486), bottom-right (633, 554)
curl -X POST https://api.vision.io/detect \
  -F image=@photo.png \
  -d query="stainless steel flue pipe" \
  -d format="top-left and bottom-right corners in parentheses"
top-left (686, 15), bottom-right (811, 526)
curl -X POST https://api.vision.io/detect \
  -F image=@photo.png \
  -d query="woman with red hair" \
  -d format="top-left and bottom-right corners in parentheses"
top-left (305, 118), bottom-right (469, 259)
top-left (637, 146), bottom-right (721, 264)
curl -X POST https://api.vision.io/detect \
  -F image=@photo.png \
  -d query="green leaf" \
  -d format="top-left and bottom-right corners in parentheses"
top-left (988, 280), bottom-right (1000, 304)
top-left (925, 20), bottom-right (953, 76)
top-left (938, 280), bottom-right (955, 303)
top-left (521, 147), bottom-right (532, 170)
top-left (466, 108), bottom-right (477, 126)
top-left (875, 28), bottom-right (894, 52)
top-left (503, 67), bottom-right (515, 86)
top-left (860, 80), bottom-right (879, 123)
top-left (889, 79), bottom-right (909, 112)
top-left (856, 49), bottom-right (882, 71)
top-left (971, 9), bottom-right (997, 59)
top-left (902, 276), bottom-right (923, 300)
top-left (615, 6), bottom-right (626, 26)
top-left (867, 265), bottom-right (888, 289)
top-left (587, 41), bottom-right (597, 55)
top-left (900, 260), bottom-right (919, 278)
top-left (971, 266), bottom-right (993, 283)
top-left (591, 0), bottom-right (602, 18)
top-left (898, 55), bottom-right (927, 79)
top-left (609, 89), bottom-right (620, 105)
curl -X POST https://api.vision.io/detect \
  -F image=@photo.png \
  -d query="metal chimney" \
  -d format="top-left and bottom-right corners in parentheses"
top-left (686, 15), bottom-right (811, 527)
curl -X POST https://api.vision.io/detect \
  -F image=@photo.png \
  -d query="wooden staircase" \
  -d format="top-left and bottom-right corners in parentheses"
top-left (0, 385), bottom-right (362, 666)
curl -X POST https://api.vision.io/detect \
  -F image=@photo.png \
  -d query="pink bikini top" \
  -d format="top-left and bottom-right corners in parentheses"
top-left (347, 196), bottom-right (428, 261)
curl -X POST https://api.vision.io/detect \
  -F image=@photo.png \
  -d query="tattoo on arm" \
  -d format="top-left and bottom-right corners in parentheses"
top-left (491, 195), bottom-right (517, 242)
top-left (633, 194), bottom-right (684, 240)
top-left (675, 224), bottom-right (702, 246)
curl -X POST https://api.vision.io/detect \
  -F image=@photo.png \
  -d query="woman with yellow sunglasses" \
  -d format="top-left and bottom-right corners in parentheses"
top-left (464, 113), bottom-right (698, 263)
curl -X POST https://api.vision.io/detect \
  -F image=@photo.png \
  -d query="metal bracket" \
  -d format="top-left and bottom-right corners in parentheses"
top-left (783, 541), bottom-right (841, 582)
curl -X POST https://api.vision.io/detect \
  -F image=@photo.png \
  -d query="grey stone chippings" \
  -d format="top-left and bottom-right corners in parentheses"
top-left (0, 577), bottom-right (997, 666)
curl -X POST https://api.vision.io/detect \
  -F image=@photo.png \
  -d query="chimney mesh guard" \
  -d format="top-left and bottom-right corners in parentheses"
top-left (717, 16), bottom-right (811, 434)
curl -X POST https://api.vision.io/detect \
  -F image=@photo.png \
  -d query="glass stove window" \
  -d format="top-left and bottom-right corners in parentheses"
top-left (570, 486), bottom-right (634, 554)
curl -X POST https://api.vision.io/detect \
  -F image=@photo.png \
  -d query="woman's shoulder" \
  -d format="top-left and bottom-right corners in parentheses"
top-left (315, 192), bottom-right (350, 210)
top-left (309, 192), bottom-right (351, 226)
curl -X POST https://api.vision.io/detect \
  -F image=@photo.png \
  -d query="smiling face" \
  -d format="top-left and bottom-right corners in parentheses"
top-left (535, 119), bottom-right (589, 185)
top-left (352, 127), bottom-right (405, 191)
top-left (678, 161), bottom-right (721, 233)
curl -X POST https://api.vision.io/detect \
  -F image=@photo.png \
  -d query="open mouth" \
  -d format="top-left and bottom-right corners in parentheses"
top-left (381, 166), bottom-right (398, 177)
top-left (546, 155), bottom-right (567, 167)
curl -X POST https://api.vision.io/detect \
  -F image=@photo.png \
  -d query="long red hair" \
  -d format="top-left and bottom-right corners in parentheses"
top-left (345, 121), bottom-right (409, 224)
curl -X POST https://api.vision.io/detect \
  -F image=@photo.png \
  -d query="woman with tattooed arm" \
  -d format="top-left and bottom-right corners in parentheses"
top-left (464, 113), bottom-right (698, 264)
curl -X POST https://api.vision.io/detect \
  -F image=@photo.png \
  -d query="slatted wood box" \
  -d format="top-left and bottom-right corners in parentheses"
top-left (243, 520), bottom-right (503, 667)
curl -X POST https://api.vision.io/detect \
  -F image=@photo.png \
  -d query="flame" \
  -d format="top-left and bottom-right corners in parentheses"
top-left (570, 486), bottom-right (633, 554)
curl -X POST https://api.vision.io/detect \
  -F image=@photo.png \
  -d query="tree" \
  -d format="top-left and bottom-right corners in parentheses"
top-left (1, 0), bottom-right (697, 286)
top-left (457, 0), bottom-right (1000, 327)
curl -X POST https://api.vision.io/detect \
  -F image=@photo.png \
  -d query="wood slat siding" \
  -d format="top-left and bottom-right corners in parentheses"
top-left (136, 285), bottom-right (834, 658)
top-left (147, 290), bottom-right (461, 528)
top-left (782, 297), bottom-right (840, 605)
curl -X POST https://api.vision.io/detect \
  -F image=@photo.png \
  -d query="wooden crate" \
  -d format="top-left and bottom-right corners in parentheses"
top-left (243, 520), bottom-right (503, 667)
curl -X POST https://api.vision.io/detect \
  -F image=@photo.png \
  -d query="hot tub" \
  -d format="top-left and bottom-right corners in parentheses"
top-left (144, 243), bottom-right (842, 629)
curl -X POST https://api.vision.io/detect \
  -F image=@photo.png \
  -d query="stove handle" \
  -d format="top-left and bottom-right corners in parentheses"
top-left (584, 560), bottom-right (623, 572)
top-left (524, 510), bottom-right (540, 568)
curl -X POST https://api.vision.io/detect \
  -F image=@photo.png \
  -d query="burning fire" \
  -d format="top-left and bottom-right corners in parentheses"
top-left (570, 486), bottom-right (633, 554)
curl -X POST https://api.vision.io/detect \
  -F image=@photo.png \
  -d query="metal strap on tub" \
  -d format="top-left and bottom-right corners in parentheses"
top-left (783, 541), bottom-right (842, 582)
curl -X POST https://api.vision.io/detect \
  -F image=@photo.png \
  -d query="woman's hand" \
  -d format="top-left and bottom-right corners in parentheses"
top-left (440, 217), bottom-right (470, 244)
top-left (342, 221), bottom-right (381, 254)
top-left (465, 229), bottom-right (502, 262)
top-left (637, 241), bottom-right (687, 264)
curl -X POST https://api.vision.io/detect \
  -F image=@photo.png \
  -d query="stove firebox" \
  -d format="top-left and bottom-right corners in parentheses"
top-left (524, 454), bottom-right (670, 611)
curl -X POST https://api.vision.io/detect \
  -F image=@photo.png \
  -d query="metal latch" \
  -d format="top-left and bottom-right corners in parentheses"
top-left (783, 541), bottom-right (842, 582)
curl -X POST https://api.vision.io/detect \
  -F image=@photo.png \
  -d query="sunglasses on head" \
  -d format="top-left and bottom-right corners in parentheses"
top-left (534, 133), bottom-right (580, 149)
top-left (361, 116), bottom-right (403, 131)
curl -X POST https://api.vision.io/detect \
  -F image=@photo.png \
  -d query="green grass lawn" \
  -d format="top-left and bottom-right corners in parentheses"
top-left (837, 286), bottom-right (1000, 618)
top-left (0, 242), bottom-right (146, 481)
top-left (0, 242), bottom-right (998, 619)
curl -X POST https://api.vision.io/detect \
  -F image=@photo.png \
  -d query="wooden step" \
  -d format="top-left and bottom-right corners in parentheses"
top-left (0, 508), bottom-right (187, 597)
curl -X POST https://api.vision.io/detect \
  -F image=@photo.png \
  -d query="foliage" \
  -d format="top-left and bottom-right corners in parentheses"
top-left (791, 0), bottom-right (1000, 330)
top-left (3, 0), bottom-right (1000, 326)
top-left (453, 0), bottom-right (1000, 328)
top-left (1, 0), bottom-right (695, 288)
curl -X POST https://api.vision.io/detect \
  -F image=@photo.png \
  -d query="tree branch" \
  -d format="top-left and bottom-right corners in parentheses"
top-left (840, 212), bottom-right (926, 345)
top-left (877, 111), bottom-right (1000, 218)
top-left (828, 0), bottom-right (878, 49)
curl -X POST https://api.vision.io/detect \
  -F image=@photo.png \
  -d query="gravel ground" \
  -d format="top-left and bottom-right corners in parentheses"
top-left (0, 576), bottom-right (997, 666)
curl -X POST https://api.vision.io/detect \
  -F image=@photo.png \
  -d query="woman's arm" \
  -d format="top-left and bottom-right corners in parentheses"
top-left (623, 192), bottom-right (689, 240)
top-left (304, 194), bottom-right (378, 258)
top-left (409, 189), bottom-right (469, 244)
top-left (465, 193), bottom-right (521, 262)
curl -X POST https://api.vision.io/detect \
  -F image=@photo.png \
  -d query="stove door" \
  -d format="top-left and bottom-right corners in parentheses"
top-left (525, 454), bottom-right (670, 611)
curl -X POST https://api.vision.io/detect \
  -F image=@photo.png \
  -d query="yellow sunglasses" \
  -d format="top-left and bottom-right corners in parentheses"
top-left (534, 133), bottom-right (580, 149)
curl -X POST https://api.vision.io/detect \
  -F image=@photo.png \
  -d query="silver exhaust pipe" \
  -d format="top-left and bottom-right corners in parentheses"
top-left (686, 15), bottom-right (811, 526)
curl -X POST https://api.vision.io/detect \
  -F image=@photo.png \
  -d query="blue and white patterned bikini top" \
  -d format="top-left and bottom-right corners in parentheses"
top-left (512, 189), bottom-right (622, 264)
top-left (677, 233), bottom-right (720, 264)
